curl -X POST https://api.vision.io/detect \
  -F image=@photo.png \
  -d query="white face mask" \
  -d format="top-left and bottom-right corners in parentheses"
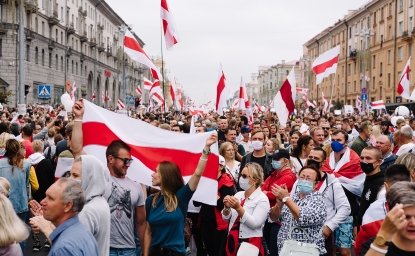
top-left (251, 140), bottom-right (263, 151)
top-left (239, 177), bottom-right (252, 191)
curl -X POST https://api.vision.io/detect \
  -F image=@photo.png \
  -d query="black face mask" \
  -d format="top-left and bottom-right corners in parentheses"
top-left (360, 162), bottom-right (375, 174)
top-left (307, 159), bottom-right (322, 169)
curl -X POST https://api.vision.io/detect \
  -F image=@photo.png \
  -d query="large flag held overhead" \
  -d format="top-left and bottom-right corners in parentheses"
top-left (124, 30), bottom-right (162, 80)
top-left (322, 92), bottom-right (329, 114)
top-left (371, 100), bottom-right (386, 110)
top-left (82, 100), bottom-right (219, 205)
top-left (215, 71), bottom-right (227, 115)
top-left (160, 0), bottom-right (179, 49)
top-left (238, 79), bottom-right (251, 110)
top-left (312, 46), bottom-right (340, 85)
top-left (397, 57), bottom-right (414, 100)
top-left (273, 67), bottom-right (296, 126)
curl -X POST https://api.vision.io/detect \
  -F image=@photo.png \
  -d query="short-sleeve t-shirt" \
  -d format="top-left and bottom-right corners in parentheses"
top-left (107, 176), bottom-right (145, 248)
top-left (146, 184), bottom-right (194, 254)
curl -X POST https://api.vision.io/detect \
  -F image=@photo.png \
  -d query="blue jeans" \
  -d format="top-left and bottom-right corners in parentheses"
top-left (109, 247), bottom-right (137, 256)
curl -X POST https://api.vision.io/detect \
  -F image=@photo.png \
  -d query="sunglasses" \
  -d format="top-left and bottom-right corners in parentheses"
top-left (113, 156), bottom-right (133, 166)
top-left (322, 127), bottom-right (330, 130)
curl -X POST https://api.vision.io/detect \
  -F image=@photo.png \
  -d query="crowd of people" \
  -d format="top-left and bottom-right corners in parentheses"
top-left (0, 100), bottom-right (415, 256)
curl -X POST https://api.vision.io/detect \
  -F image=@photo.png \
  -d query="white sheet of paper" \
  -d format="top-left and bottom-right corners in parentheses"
top-left (237, 242), bottom-right (259, 256)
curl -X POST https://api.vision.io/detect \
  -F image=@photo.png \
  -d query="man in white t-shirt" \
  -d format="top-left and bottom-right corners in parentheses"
top-left (396, 125), bottom-right (415, 156)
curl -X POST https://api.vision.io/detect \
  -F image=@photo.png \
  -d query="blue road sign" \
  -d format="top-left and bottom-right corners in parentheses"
top-left (38, 84), bottom-right (51, 99)
top-left (361, 94), bottom-right (368, 100)
top-left (125, 95), bottom-right (135, 104)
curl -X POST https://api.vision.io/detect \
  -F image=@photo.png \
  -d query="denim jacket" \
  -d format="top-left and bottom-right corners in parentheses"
top-left (0, 158), bottom-right (30, 213)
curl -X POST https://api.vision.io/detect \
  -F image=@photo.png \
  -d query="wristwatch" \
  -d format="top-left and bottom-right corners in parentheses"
top-left (202, 148), bottom-right (211, 155)
top-left (282, 196), bottom-right (290, 203)
top-left (373, 234), bottom-right (388, 247)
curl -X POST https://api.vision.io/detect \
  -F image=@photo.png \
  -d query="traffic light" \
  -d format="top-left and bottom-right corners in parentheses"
top-left (24, 85), bottom-right (30, 96)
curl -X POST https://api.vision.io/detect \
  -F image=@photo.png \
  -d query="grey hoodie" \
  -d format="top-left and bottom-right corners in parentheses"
top-left (78, 155), bottom-right (111, 256)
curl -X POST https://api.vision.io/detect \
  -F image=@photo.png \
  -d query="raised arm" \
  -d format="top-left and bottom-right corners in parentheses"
top-left (71, 99), bottom-right (84, 158)
top-left (188, 133), bottom-right (218, 191)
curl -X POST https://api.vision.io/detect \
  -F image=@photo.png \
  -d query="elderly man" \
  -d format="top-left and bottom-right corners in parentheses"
top-left (375, 135), bottom-right (397, 172)
top-left (396, 125), bottom-right (415, 156)
top-left (32, 178), bottom-right (99, 255)
top-left (311, 127), bottom-right (325, 148)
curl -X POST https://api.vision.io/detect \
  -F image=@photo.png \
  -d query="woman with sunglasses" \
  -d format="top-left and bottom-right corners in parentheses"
top-left (143, 133), bottom-right (217, 256)
top-left (270, 165), bottom-right (327, 255)
top-left (222, 162), bottom-right (270, 256)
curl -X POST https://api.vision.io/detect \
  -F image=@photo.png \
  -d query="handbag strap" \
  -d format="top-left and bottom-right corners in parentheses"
top-left (287, 217), bottom-right (312, 241)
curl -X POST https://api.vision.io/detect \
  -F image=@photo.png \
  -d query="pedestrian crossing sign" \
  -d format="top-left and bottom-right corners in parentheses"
top-left (38, 84), bottom-right (51, 99)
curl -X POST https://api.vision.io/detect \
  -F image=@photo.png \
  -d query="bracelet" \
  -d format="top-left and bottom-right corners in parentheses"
top-left (73, 119), bottom-right (83, 122)
top-left (370, 243), bottom-right (388, 254)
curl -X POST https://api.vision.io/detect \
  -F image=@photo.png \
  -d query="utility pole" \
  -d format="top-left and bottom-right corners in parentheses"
top-left (18, 0), bottom-right (25, 104)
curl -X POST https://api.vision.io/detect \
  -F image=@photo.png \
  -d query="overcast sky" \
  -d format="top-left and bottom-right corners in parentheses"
top-left (106, 0), bottom-right (369, 104)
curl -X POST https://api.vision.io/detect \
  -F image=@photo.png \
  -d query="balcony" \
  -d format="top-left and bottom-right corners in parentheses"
top-left (48, 11), bottom-right (59, 25)
top-left (24, 0), bottom-right (38, 13)
top-left (89, 37), bottom-right (97, 47)
top-left (66, 47), bottom-right (73, 56)
top-left (80, 31), bottom-right (88, 43)
top-left (25, 30), bottom-right (34, 41)
top-left (0, 24), bottom-right (7, 35)
top-left (97, 22), bottom-right (104, 31)
top-left (48, 39), bottom-right (55, 49)
top-left (106, 47), bottom-right (112, 57)
top-left (98, 42), bottom-right (105, 52)
top-left (349, 49), bottom-right (357, 60)
top-left (78, 6), bottom-right (87, 17)
top-left (402, 30), bottom-right (412, 41)
top-left (66, 23), bottom-right (75, 35)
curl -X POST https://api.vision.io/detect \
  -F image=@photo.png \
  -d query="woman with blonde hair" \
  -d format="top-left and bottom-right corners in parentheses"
top-left (0, 193), bottom-right (29, 255)
top-left (0, 177), bottom-right (10, 196)
top-left (265, 138), bottom-right (280, 155)
top-left (394, 152), bottom-right (415, 181)
top-left (222, 162), bottom-right (270, 255)
top-left (220, 141), bottom-right (241, 181)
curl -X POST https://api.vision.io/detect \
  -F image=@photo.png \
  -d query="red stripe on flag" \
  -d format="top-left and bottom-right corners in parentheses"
top-left (124, 36), bottom-right (147, 56)
top-left (83, 122), bottom-right (218, 179)
top-left (312, 56), bottom-right (338, 74)
top-left (279, 79), bottom-right (295, 113)
top-left (216, 73), bottom-right (226, 111)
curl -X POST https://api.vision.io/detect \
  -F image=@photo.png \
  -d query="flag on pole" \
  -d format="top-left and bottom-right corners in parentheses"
top-left (296, 87), bottom-right (309, 95)
top-left (117, 99), bottom-right (126, 110)
top-left (312, 46), bottom-right (340, 85)
top-left (81, 100), bottom-right (219, 205)
top-left (273, 67), bottom-right (296, 126)
top-left (322, 92), bottom-right (329, 114)
top-left (397, 57), bottom-right (414, 100)
top-left (302, 95), bottom-right (316, 108)
top-left (71, 81), bottom-right (77, 100)
top-left (124, 30), bottom-right (162, 80)
top-left (160, 0), bottom-right (179, 49)
top-left (176, 87), bottom-right (184, 111)
top-left (370, 100), bottom-right (386, 110)
top-left (136, 86), bottom-right (142, 96)
top-left (356, 95), bottom-right (362, 113)
top-left (215, 71), bottom-right (227, 115)
top-left (143, 77), bottom-right (158, 91)
top-left (238, 78), bottom-right (251, 110)
top-left (169, 76), bottom-right (177, 108)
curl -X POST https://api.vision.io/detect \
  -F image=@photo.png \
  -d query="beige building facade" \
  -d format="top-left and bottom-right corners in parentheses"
top-left (305, 0), bottom-right (415, 107)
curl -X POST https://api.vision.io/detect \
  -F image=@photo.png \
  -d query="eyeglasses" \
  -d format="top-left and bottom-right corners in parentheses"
top-left (322, 127), bottom-right (330, 130)
top-left (113, 156), bottom-right (133, 166)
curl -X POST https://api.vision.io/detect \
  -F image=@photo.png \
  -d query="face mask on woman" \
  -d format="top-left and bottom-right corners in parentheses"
top-left (271, 160), bottom-right (282, 170)
top-left (297, 179), bottom-right (314, 194)
top-left (239, 177), bottom-right (252, 191)
top-left (252, 140), bottom-right (263, 151)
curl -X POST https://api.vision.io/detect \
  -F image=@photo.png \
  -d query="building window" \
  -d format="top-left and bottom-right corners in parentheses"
top-left (399, 21), bottom-right (403, 35)
top-left (71, 60), bottom-right (74, 74)
top-left (55, 29), bottom-right (58, 41)
top-left (354, 81), bottom-right (356, 92)
top-left (41, 49), bottom-right (45, 66)
top-left (75, 62), bottom-right (78, 75)
top-left (387, 50), bottom-right (391, 64)
top-left (398, 47), bottom-right (403, 60)
top-left (41, 21), bottom-right (45, 36)
top-left (409, 43), bottom-right (413, 56)
top-left (61, 56), bottom-right (64, 71)
top-left (35, 47), bottom-right (38, 64)
top-left (372, 55), bottom-right (376, 69)
top-left (61, 32), bottom-right (64, 44)
top-left (26, 44), bottom-right (30, 61)
top-left (388, 73), bottom-right (391, 87)
top-left (411, 0), bottom-right (414, 7)
top-left (380, 62), bottom-right (383, 76)
top-left (399, 0), bottom-right (403, 12)
top-left (372, 77), bottom-right (375, 89)
top-left (55, 54), bottom-right (58, 70)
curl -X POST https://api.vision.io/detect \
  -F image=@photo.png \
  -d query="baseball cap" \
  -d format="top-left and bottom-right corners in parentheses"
top-left (272, 149), bottom-right (290, 161)
top-left (241, 125), bottom-right (251, 133)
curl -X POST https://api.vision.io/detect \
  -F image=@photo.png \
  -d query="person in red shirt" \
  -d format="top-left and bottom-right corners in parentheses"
top-left (261, 149), bottom-right (296, 256)
top-left (20, 125), bottom-right (34, 158)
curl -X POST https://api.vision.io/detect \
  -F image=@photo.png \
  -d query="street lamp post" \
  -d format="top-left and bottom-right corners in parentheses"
top-left (356, 28), bottom-right (373, 112)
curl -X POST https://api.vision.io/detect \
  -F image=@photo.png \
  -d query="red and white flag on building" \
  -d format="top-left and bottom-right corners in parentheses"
top-left (273, 67), bottom-right (296, 126)
top-left (397, 57), bottom-right (414, 100)
top-left (215, 71), bottom-right (227, 115)
top-left (136, 86), bottom-right (142, 96)
top-left (160, 0), bottom-right (179, 49)
top-left (312, 46), bottom-right (340, 85)
top-left (371, 100), bottom-right (386, 110)
top-left (322, 92), bottom-right (329, 114)
top-left (81, 100), bottom-right (219, 205)
top-left (356, 95), bottom-right (362, 113)
top-left (124, 30), bottom-right (162, 80)
top-left (117, 99), bottom-right (126, 110)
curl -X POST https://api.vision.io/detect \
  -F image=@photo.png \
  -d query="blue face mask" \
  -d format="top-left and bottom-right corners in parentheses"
top-left (297, 179), bottom-right (314, 194)
top-left (331, 141), bottom-right (344, 153)
top-left (271, 160), bottom-right (282, 170)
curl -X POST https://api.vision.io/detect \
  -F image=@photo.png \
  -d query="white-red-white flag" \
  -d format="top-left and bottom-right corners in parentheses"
top-left (169, 76), bottom-right (177, 108)
top-left (143, 77), bottom-right (158, 91)
top-left (273, 67), bottom-right (296, 126)
top-left (160, 0), bottom-right (179, 49)
top-left (81, 100), bottom-right (219, 205)
top-left (150, 84), bottom-right (165, 107)
top-left (231, 98), bottom-right (240, 110)
top-left (117, 99), bottom-right (126, 110)
top-left (397, 57), bottom-right (414, 100)
top-left (371, 100), bottom-right (386, 110)
top-left (356, 96), bottom-right (362, 113)
top-left (302, 95), bottom-right (316, 108)
top-left (322, 92), bottom-right (329, 114)
top-left (124, 30), bottom-right (162, 80)
top-left (71, 81), bottom-right (77, 100)
top-left (296, 87), bottom-right (309, 95)
top-left (136, 86), bottom-right (142, 96)
top-left (238, 79), bottom-right (251, 110)
top-left (215, 71), bottom-right (227, 115)
top-left (91, 92), bottom-right (96, 101)
top-left (176, 87), bottom-right (184, 111)
top-left (312, 46), bottom-right (340, 85)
